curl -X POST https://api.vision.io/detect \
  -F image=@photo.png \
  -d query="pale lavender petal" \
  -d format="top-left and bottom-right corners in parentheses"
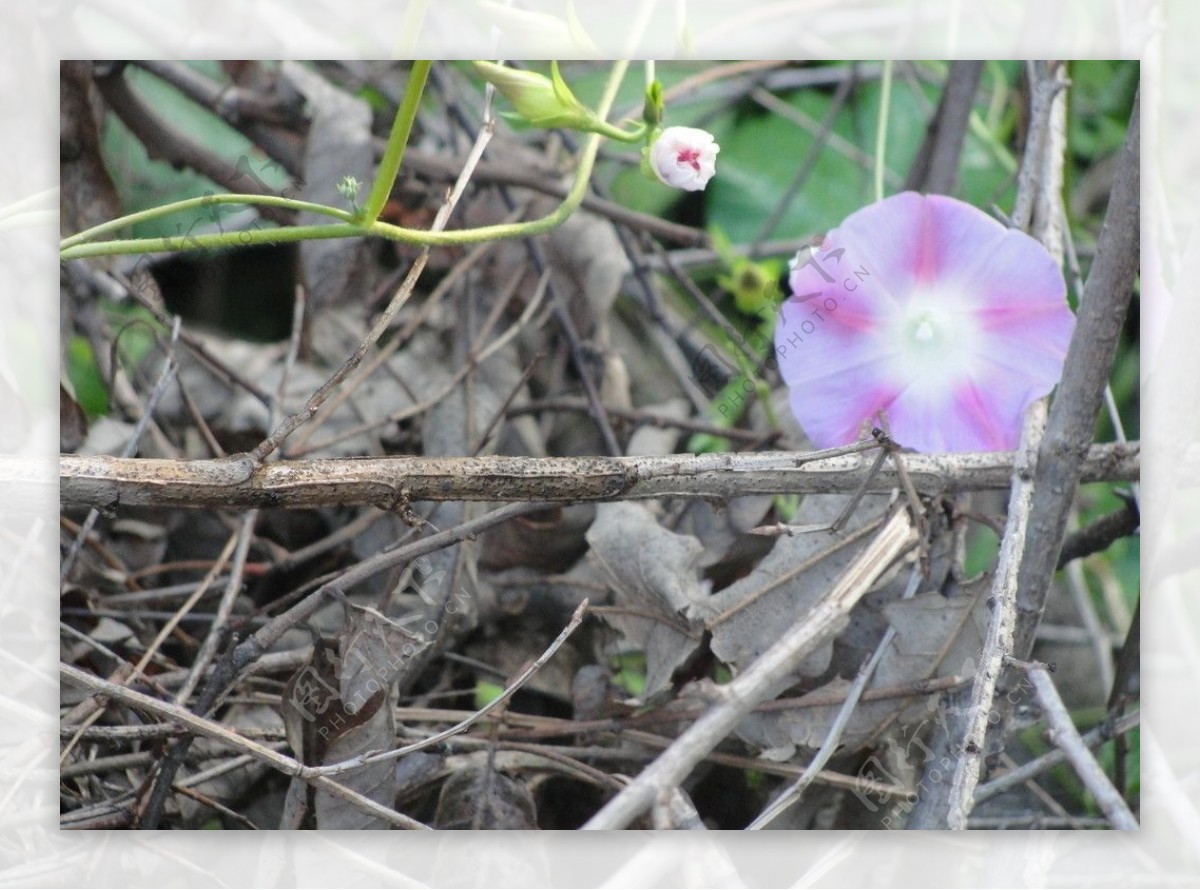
top-left (774, 297), bottom-right (896, 447)
top-left (795, 191), bottom-right (928, 310)
top-left (957, 225), bottom-right (1070, 314)
top-left (785, 369), bottom-right (897, 449)
top-left (952, 378), bottom-right (1034, 451)
top-left (881, 384), bottom-right (970, 452)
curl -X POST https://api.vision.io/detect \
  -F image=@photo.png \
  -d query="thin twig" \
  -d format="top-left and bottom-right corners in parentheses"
top-left (748, 562), bottom-right (924, 829)
top-left (135, 499), bottom-right (559, 827)
top-left (402, 148), bottom-right (706, 246)
top-left (308, 599), bottom-right (587, 778)
top-left (1010, 61), bottom-right (1068, 232)
top-left (1014, 659), bottom-right (1138, 829)
top-left (172, 783), bottom-right (260, 829)
top-left (293, 269), bottom-right (552, 457)
top-left (751, 87), bottom-right (904, 185)
top-left (174, 512), bottom-right (257, 705)
top-left (60, 316), bottom-right (181, 583)
top-left (59, 512), bottom-right (239, 767)
top-left (1062, 516), bottom-right (1115, 694)
top-left (974, 709), bottom-right (1139, 805)
top-left (943, 399), bottom-right (1046, 830)
top-left (171, 288), bottom-right (304, 705)
top-left (59, 662), bottom-right (430, 830)
top-left (239, 71), bottom-right (497, 471)
top-left (93, 263), bottom-right (273, 406)
top-left (510, 396), bottom-right (768, 444)
top-left (755, 73), bottom-right (856, 243)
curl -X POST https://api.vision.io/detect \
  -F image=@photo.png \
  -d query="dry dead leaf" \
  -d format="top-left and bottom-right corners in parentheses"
top-left (280, 603), bottom-right (422, 828)
top-left (692, 494), bottom-right (894, 682)
top-left (585, 502), bottom-right (709, 698)
top-left (735, 576), bottom-right (988, 755)
top-left (434, 767), bottom-right (538, 830)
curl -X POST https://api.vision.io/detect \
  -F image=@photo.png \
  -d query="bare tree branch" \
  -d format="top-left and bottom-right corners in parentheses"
top-left (1012, 86), bottom-right (1140, 660)
top-left (56, 442), bottom-right (1138, 510)
top-left (905, 60), bottom-right (984, 194)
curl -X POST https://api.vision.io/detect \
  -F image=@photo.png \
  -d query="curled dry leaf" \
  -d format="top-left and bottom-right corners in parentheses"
top-left (585, 502), bottom-right (709, 698)
top-left (434, 767), bottom-right (539, 830)
top-left (736, 575), bottom-right (989, 758)
top-left (691, 494), bottom-right (896, 682)
top-left (669, 494), bottom-right (774, 570)
top-left (543, 208), bottom-right (631, 339)
top-left (280, 602), bottom-right (426, 828)
top-left (178, 703), bottom-right (283, 826)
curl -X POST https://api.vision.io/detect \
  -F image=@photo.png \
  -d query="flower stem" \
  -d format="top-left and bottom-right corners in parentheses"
top-left (59, 194), bottom-right (357, 252)
top-left (588, 118), bottom-right (646, 143)
top-left (60, 61), bottom-right (631, 261)
top-left (361, 60), bottom-right (431, 225)
top-left (874, 60), bottom-right (893, 203)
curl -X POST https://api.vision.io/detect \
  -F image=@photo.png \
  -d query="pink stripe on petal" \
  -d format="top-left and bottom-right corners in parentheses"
top-left (920, 195), bottom-right (1010, 291)
top-left (952, 382), bottom-right (1011, 451)
top-left (975, 301), bottom-right (1077, 335)
top-left (913, 202), bottom-right (940, 283)
top-left (833, 192), bottom-right (930, 306)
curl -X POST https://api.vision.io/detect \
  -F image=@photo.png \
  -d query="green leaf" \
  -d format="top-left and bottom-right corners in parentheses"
top-left (65, 336), bottom-right (109, 418)
top-left (611, 651), bottom-right (647, 698)
top-left (705, 89), bottom-right (871, 243)
top-left (474, 680), bottom-right (505, 709)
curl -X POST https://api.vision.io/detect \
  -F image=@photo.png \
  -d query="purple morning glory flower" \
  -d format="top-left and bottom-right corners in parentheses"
top-left (774, 192), bottom-right (1076, 452)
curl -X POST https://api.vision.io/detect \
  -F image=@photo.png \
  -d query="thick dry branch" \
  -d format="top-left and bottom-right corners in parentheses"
top-left (56, 442), bottom-right (1139, 510)
top-left (1012, 88), bottom-right (1141, 659)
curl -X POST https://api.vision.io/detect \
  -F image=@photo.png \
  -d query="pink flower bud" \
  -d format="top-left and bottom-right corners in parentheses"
top-left (649, 126), bottom-right (720, 191)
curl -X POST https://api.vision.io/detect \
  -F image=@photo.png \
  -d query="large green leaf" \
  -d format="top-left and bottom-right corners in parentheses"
top-left (706, 74), bottom-right (933, 243)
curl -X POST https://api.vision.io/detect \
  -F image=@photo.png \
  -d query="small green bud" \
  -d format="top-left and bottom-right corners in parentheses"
top-left (642, 80), bottom-right (664, 127)
top-left (336, 175), bottom-right (361, 202)
top-left (473, 60), bottom-right (592, 130)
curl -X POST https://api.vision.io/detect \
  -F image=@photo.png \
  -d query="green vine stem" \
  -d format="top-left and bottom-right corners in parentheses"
top-left (360, 59), bottom-right (430, 224)
top-left (60, 60), bottom-right (630, 262)
top-left (874, 59), bottom-right (894, 203)
top-left (587, 118), bottom-right (647, 144)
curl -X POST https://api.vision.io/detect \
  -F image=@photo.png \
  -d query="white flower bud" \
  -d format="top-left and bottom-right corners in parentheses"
top-left (649, 126), bottom-right (720, 191)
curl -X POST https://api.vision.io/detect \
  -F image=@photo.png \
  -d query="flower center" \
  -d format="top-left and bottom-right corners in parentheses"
top-left (883, 298), bottom-right (983, 397)
top-left (676, 147), bottom-right (702, 171)
top-left (908, 312), bottom-right (939, 345)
